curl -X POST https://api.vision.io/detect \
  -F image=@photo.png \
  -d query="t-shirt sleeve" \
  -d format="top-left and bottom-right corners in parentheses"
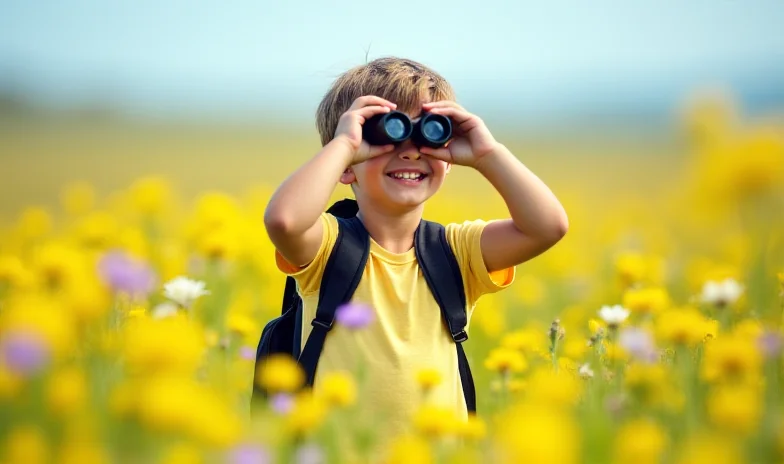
top-left (445, 219), bottom-right (516, 305)
top-left (274, 213), bottom-right (339, 296)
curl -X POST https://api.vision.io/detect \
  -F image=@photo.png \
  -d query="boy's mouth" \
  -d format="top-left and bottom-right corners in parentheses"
top-left (386, 171), bottom-right (428, 182)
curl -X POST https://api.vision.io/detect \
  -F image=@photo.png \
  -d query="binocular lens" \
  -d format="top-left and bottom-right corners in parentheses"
top-left (422, 119), bottom-right (446, 141)
top-left (385, 118), bottom-right (407, 139)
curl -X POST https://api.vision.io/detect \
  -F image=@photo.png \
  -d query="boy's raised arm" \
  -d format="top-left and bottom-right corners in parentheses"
top-left (263, 140), bottom-right (354, 267)
top-left (264, 95), bottom-right (397, 267)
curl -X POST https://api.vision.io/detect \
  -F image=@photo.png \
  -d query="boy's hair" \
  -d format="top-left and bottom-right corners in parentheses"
top-left (316, 57), bottom-right (456, 146)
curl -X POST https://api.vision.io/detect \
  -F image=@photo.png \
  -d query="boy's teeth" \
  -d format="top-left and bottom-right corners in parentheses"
top-left (391, 172), bottom-right (421, 179)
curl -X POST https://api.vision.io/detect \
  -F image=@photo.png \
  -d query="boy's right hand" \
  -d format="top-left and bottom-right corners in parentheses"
top-left (332, 95), bottom-right (398, 164)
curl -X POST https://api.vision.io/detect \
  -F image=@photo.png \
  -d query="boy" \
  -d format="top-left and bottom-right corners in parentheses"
top-left (263, 57), bottom-right (568, 438)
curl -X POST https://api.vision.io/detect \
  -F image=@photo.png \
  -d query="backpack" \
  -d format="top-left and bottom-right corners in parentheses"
top-left (252, 198), bottom-right (476, 413)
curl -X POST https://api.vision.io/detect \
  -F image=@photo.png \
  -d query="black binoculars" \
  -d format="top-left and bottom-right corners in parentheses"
top-left (362, 111), bottom-right (452, 148)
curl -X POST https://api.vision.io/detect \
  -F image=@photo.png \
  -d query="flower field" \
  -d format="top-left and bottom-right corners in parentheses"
top-left (0, 94), bottom-right (783, 463)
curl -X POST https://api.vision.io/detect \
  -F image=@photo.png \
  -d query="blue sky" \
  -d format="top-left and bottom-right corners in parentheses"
top-left (1, 0), bottom-right (783, 125)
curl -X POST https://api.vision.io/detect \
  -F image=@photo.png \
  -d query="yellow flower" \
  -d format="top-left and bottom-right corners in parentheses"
top-left (197, 226), bottom-right (242, 261)
top-left (2, 425), bottom-right (50, 464)
top-left (731, 319), bottom-right (763, 341)
top-left (588, 318), bottom-right (606, 336)
top-left (562, 338), bottom-right (588, 360)
top-left (0, 360), bottom-right (23, 399)
top-left (613, 419), bottom-right (668, 464)
top-left (385, 435), bottom-right (433, 464)
top-left (62, 277), bottom-right (111, 324)
top-left (0, 293), bottom-right (76, 360)
top-left (500, 324), bottom-right (548, 357)
top-left (17, 207), bottom-right (52, 240)
top-left (622, 286), bottom-right (670, 315)
top-left (457, 414), bottom-right (487, 441)
top-left (413, 404), bottom-right (458, 437)
top-left (655, 306), bottom-right (709, 347)
top-left (286, 391), bottom-right (328, 436)
top-left (46, 366), bottom-right (87, 416)
top-left (0, 255), bottom-right (35, 290)
top-left (707, 384), bottom-right (761, 434)
top-left (495, 402), bottom-right (580, 464)
top-left (603, 342), bottom-right (629, 363)
top-left (31, 242), bottom-right (87, 290)
top-left (525, 368), bottom-right (581, 408)
top-left (74, 211), bottom-right (119, 248)
top-left (415, 368), bottom-right (442, 391)
top-left (676, 433), bottom-right (742, 464)
top-left (484, 347), bottom-right (527, 374)
top-left (624, 363), bottom-right (672, 407)
top-left (57, 440), bottom-right (109, 464)
top-left (318, 371), bottom-right (357, 407)
top-left (255, 353), bottom-right (305, 394)
top-left (615, 252), bottom-right (665, 287)
top-left (701, 333), bottom-right (762, 384)
top-left (129, 176), bottom-right (173, 216)
top-left (226, 311), bottom-right (259, 340)
top-left (159, 443), bottom-right (204, 464)
top-left (122, 314), bottom-right (206, 377)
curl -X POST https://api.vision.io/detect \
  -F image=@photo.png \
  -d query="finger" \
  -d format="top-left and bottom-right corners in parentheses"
top-left (420, 146), bottom-right (452, 162)
top-left (367, 143), bottom-right (396, 157)
top-left (422, 100), bottom-right (465, 111)
top-left (426, 106), bottom-right (473, 125)
top-left (354, 105), bottom-right (392, 121)
top-left (349, 95), bottom-right (397, 111)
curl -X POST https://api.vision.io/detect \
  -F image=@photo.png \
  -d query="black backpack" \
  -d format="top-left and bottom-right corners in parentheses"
top-left (252, 199), bottom-right (476, 413)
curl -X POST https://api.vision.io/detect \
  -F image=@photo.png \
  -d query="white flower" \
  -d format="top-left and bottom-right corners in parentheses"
top-left (700, 278), bottom-right (743, 306)
top-left (163, 276), bottom-right (210, 308)
top-left (578, 363), bottom-right (594, 379)
top-left (151, 302), bottom-right (179, 319)
top-left (598, 305), bottom-right (630, 327)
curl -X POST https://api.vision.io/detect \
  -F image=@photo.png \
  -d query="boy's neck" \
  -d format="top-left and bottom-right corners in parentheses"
top-left (356, 204), bottom-right (423, 254)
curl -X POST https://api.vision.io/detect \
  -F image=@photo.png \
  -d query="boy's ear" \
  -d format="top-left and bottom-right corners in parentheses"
top-left (340, 168), bottom-right (356, 185)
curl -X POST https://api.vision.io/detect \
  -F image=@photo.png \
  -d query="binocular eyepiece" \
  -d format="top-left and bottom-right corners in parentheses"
top-left (362, 111), bottom-right (452, 148)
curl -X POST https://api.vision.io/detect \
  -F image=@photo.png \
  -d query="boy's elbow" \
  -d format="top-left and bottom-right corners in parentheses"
top-left (546, 211), bottom-right (569, 244)
top-left (263, 205), bottom-right (294, 237)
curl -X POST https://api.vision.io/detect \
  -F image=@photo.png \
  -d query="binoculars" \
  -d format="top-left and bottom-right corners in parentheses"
top-left (362, 111), bottom-right (452, 148)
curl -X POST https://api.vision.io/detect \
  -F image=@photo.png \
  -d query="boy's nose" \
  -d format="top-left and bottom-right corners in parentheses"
top-left (398, 147), bottom-right (421, 161)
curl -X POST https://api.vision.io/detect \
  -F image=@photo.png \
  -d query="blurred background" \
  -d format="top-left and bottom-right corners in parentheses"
top-left (2, 0), bottom-right (783, 220)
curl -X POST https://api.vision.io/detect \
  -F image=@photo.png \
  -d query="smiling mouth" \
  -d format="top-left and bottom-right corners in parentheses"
top-left (386, 172), bottom-right (428, 182)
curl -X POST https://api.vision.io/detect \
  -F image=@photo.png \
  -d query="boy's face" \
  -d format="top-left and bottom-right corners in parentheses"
top-left (341, 109), bottom-right (450, 213)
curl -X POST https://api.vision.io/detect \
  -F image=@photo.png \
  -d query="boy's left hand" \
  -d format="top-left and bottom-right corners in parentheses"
top-left (418, 101), bottom-right (500, 167)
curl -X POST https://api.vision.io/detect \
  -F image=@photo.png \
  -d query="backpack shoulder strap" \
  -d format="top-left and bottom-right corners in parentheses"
top-left (414, 220), bottom-right (476, 413)
top-left (298, 214), bottom-right (370, 386)
top-left (414, 220), bottom-right (468, 341)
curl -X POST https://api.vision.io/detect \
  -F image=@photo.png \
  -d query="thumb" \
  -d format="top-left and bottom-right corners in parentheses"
top-left (420, 146), bottom-right (452, 162)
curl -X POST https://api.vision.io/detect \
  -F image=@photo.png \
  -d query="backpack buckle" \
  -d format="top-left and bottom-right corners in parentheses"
top-left (452, 330), bottom-right (468, 343)
top-left (311, 319), bottom-right (333, 331)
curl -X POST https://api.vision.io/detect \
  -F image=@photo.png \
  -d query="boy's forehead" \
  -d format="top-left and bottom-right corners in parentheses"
top-left (395, 98), bottom-right (431, 120)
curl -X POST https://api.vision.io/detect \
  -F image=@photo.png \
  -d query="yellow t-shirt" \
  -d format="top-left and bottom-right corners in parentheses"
top-left (275, 213), bottom-right (515, 438)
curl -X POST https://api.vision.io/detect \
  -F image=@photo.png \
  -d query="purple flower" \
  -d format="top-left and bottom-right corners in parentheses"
top-left (98, 250), bottom-right (157, 296)
top-left (1, 331), bottom-right (50, 375)
top-left (618, 327), bottom-right (658, 363)
top-left (239, 346), bottom-right (256, 361)
top-left (269, 393), bottom-right (294, 414)
top-left (335, 302), bottom-right (375, 329)
top-left (758, 331), bottom-right (783, 359)
top-left (295, 444), bottom-right (324, 464)
top-left (229, 443), bottom-right (270, 464)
